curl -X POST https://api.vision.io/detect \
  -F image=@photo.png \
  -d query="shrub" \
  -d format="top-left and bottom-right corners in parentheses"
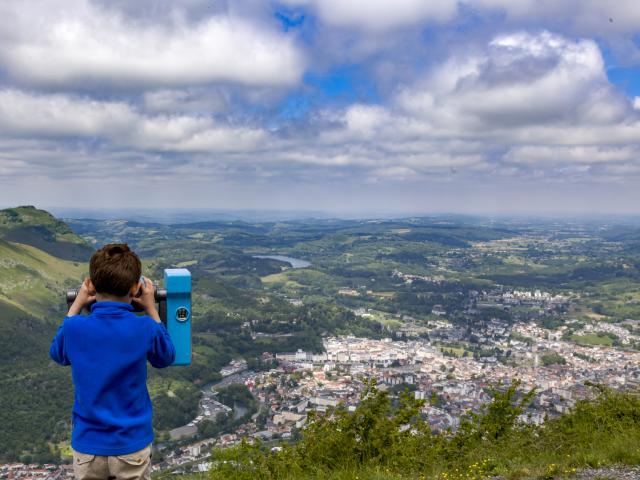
top-left (208, 382), bottom-right (640, 480)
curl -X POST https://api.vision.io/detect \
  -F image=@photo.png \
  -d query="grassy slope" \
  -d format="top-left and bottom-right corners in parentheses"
top-left (0, 239), bottom-right (85, 319)
top-left (0, 206), bottom-right (93, 261)
top-left (0, 206), bottom-right (85, 244)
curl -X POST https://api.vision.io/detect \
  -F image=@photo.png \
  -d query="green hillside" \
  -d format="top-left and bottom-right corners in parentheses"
top-left (0, 205), bottom-right (89, 322)
top-left (0, 206), bottom-right (93, 261)
top-left (0, 298), bottom-right (74, 462)
top-left (0, 239), bottom-right (86, 319)
top-left (0, 299), bottom-right (52, 372)
top-left (0, 207), bottom-right (219, 462)
top-left (0, 207), bottom-right (92, 462)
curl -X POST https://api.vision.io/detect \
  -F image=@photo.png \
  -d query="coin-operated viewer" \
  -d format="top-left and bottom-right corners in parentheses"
top-left (50, 243), bottom-right (191, 480)
top-left (65, 267), bottom-right (192, 366)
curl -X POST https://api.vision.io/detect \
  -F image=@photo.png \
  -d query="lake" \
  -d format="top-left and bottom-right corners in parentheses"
top-left (253, 254), bottom-right (311, 268)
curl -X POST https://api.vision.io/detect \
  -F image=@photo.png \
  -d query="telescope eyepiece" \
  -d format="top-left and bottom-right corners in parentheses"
top-left (66, 286), bottom-right (163, 312)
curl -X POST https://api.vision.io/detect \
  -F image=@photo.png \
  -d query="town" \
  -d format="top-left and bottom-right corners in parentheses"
top-left (154, 311), bottom-right (640, 475)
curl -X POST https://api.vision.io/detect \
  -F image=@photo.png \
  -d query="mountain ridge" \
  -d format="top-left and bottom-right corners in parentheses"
top-left (0, 206), bottom-right (93, 261)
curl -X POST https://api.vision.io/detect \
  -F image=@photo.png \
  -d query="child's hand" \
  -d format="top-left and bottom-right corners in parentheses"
top-left (68, 277), bottom-right (96, 316)
top-left (132, 277), bottom-right (161, 323)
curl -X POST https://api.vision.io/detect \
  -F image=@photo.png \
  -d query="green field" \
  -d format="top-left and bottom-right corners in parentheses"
top-left (261, 271), bottom-right (304, 289)
top-left (571, 333), bottom-right (615, 347)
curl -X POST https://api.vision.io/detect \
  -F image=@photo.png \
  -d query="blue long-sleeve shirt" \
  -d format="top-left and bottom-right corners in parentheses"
top-left (50, 301), bottom-right (176, 455)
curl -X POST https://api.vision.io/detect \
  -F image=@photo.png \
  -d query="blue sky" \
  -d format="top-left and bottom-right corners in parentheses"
top-left (607, 66), bottom-right (640, 96)
top-left (0, 0), bottom-right (639, 215)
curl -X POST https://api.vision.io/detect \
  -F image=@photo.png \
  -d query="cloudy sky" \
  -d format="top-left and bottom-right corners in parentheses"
top-left (1, 0), bottom-right (639, 216)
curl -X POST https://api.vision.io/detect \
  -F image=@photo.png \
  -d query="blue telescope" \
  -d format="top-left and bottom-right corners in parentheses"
top-left (160, 268), bottom-right (192, 366)
top-left (65, 268), bottom-right (192, 366)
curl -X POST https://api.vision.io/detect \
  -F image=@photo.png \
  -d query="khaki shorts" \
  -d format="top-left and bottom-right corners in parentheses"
top-left (72, 444), bottom-right (152, 480)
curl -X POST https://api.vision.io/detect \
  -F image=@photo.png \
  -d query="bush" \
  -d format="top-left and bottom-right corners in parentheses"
top-left (540, 352), bottom-right (566, 366)
top-left (207, 382), bottom-right (640, 480)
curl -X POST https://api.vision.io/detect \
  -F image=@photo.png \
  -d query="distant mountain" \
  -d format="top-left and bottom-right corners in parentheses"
top-left (51, 207), bottom-right (337, 223)
top-left (0, 205), bottom-right (93, 261)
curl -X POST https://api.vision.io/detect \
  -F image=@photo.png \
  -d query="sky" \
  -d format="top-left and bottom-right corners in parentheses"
top-left (0, 0), bottom-right (640, 216)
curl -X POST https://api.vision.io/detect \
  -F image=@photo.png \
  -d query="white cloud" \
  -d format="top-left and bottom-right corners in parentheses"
top-left (602, 163), bottom-right (640, 175)
top-left (279, 0), bottom-right (458, 31)
top-left (0, 90), bottom-right (138, 138)
top-left (281, 0), bottom-right (640, 38)
top-left (143, 89), bottom-right (231, 114)
top-left (307, 31), bottom-right (640, 181)
top-left (0, 0), bottom-right (304, 89)
top-left (469, 0), bottom-right (640, 35)
top-left (370, 165), bottom-right (418, 180)
top-left (1, 27), bottom-right (640, 208)
top-left (0, 89), bottom-right (265, 153)
top-left (344, 105), bottom-right (390, 136)
top-left (504, 146), bottom-right (639, 165)
top-left (396, 31), bottom-right (630, 130)
top-left (397, 32), bottom-right (638, 144)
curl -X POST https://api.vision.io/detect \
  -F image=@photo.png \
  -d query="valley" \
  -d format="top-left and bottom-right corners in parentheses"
top-left (2, 207), bottom-right (640, 469)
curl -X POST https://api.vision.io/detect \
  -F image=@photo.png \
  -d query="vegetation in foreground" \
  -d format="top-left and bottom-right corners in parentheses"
top-left (207, 381), bottom-right (640, 480)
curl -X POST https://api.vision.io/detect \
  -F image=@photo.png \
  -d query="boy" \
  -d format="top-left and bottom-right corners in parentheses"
top-left (50, 243), bottom-right (176, 480)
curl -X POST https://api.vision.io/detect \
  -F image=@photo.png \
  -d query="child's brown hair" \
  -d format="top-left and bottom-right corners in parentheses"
top-left (89, 244), bottom-right (141, 297)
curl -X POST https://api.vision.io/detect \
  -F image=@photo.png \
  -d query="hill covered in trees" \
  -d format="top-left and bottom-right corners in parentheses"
top-left (0, 207), bottom-right (92, 461)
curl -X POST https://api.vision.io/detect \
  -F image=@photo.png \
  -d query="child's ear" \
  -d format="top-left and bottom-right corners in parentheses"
top-left (87, 279), bottom-right (96, 295)
top-left (129, 282), bottom-right (140, 298)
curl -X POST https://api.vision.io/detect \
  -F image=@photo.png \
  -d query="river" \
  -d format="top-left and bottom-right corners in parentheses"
top-left (233, 402), bottom-right (248, 421)
top-left (252, 254), bottom-right (311, 268)
top-left (201, 370), bottom-right (255, 396)
top-left (199, 371), bottom-right (253, 421)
